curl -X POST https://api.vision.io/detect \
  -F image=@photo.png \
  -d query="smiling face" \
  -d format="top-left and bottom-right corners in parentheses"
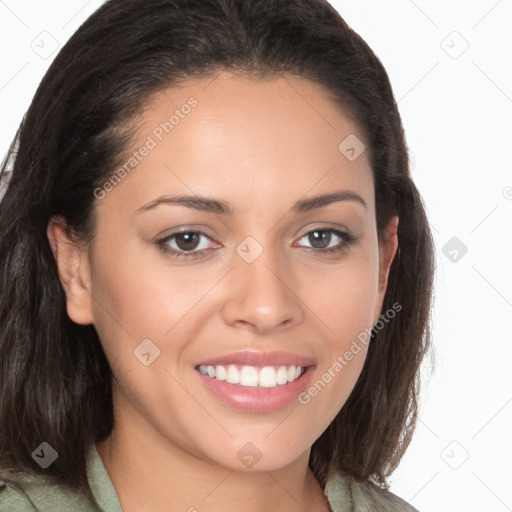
top-left (48, 71), bottom-right (398, 473)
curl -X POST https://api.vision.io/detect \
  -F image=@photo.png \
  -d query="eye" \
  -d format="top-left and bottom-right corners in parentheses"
top-left (156, 230), bottom-right (220, 260)
top-left (295, 228), bottom-right (354, 254)
top-left (155, 227), bottom-right (355, 261)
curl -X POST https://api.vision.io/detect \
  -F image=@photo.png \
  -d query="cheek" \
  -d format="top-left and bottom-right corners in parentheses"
top-left (298, 247), bottom-right (379, 415)
top-left (87, 231), bottom-right (208, 375)
top-left (309, 247), bottom-right (380, 351)
top-left (90, 229), bottom-right (205, 333)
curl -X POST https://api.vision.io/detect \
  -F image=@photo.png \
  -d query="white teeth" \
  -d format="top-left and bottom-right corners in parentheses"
top-left (259, 367), bottom-right (277, 388)
top-left (276, 366), bottom-right (288, 385)
top-left (215, 365), bottom-right (227, 381)
top-left (240, 366), bottom-right (259, 386)
top-left (226, 364), bottom-right (240, 384)
top-left (199, 363), bottom-right (305, 388)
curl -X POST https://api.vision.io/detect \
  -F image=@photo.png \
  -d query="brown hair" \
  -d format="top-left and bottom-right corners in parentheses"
top-left (0, 0), bottom-right (434, 494)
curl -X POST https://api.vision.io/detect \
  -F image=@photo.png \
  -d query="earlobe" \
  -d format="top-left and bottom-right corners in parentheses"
top-left (47, 216), bottom-right (95, 325)
top-left (378, 215), bottom-right (399, 292)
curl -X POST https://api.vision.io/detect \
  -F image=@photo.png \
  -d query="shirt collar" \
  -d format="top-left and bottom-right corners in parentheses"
top-left (86, 444), bottom-right (124, 512)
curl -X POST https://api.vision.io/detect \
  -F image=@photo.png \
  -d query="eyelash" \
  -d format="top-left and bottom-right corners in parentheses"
top-left (155, 228), bottom-right (355, 261)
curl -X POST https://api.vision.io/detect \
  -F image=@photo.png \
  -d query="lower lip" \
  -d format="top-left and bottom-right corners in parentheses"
top-left (197, 366), bottom-right (314, 413)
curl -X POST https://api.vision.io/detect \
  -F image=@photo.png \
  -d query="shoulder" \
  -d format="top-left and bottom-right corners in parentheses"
top-left (0, 479), bottom-right (36, 512)
top-left (325, 472), bottom-right (420, 512)
top-left (0, 476), bottom-right (99, 512)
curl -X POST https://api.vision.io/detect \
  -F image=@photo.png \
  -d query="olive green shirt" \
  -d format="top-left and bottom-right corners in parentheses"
top-left (0, 445), bottom-right (418, 511)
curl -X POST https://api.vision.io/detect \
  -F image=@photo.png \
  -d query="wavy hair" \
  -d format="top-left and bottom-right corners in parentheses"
top-left (0, 0), bottom-right (435, 494)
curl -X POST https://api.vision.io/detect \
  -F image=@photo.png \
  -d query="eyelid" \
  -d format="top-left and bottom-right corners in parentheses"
top-left (296, 222), bottom-right (351, 238)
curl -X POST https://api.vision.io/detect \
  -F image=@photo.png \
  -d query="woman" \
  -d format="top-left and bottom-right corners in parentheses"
top-left (0, 0), bottom-right (434, 510)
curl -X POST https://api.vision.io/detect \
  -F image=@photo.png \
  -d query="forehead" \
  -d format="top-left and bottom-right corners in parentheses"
top-left (96, 71), bottom-right (374, 218)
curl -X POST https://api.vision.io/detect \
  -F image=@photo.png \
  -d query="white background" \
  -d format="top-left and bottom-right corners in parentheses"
top-left (1, 1), bottom-right (511, 510)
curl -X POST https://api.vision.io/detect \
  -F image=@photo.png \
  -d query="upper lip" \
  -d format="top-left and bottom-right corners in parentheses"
top-left (196, 350), bottom-right (315, 368)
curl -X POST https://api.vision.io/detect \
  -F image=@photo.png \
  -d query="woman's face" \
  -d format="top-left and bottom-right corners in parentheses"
top-left (54, 71), bottom-right (397, 471)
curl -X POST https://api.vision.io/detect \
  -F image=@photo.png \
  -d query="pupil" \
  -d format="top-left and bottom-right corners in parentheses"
top-left (176, 232), bottom-right (199, 251)
top-left (310, 230), bottom-right (330, 249)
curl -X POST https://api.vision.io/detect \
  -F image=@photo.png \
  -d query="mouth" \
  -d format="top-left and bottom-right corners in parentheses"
top-left (195, 351), bottom-right (315, 412)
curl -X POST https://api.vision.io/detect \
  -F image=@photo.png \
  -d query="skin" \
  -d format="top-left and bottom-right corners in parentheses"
top-left (48, 71), bottom-right (398, 512)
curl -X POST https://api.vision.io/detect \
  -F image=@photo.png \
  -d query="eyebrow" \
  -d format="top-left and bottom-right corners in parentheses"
top-left (134, 189), bottom-right (367, 215)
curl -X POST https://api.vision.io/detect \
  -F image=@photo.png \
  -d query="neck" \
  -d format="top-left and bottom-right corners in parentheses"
top-left (95, 400), bottom-right (331, 512)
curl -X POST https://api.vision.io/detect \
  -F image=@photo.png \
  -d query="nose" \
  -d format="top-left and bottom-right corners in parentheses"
top-left (221, 241), bottom-right (304, 334)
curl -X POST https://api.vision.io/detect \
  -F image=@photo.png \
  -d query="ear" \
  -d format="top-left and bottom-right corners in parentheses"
top-left (47, 216), bottom-right (94, 325)
top-left (377, 214), bottom-right (399, 296)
